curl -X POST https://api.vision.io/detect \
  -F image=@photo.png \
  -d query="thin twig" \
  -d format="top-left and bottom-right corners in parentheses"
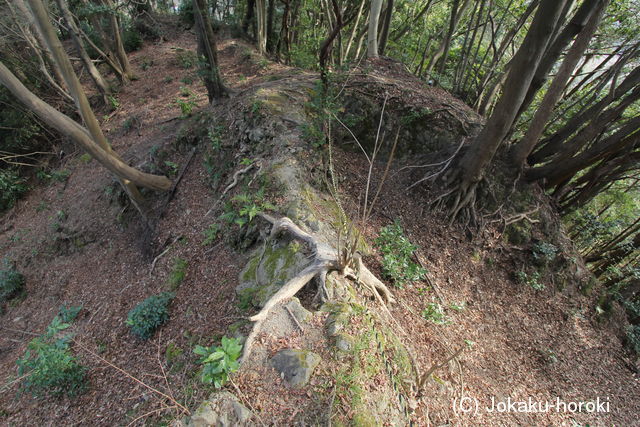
top-left (150, 235), bottom-right (182, 274)
top-left (74, 340), bottom-right (190, 415)
top-left (285, 305), bottom-right (305, 332)
top-left (230, 379), bottom-right (268, 427)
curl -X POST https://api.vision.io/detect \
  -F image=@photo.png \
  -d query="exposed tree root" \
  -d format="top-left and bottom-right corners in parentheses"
top-left (241, 215), bottom-right (395, 362)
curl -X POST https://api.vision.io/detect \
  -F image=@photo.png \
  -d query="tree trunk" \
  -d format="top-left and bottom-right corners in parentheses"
top-left (0, 61), bottom-right (170, 192)
top-left (449, 0), bottom-right (568, 191)
top-left (516, 0), bottom-right (603, 121)
top-left (26, 0), bottom-right (170, 217)
top-left (54, 0), bottom-right (111, 104)
top-left (530, 66), bottom-right (640, 164)
top-left (255, 0), bottom-right (268, 54)
top-left (378, 0), bottom-right (393, 56)
top-left (367, 0), bottom-right (383, 58)
top-left (102, 0), bottom-right (135, 81)
top-left (526, 115), bottom-right (640, 186)
top-left (194, 0), bottom-right (227, 101)
top-left (511, 0), bottom-right (608, 166)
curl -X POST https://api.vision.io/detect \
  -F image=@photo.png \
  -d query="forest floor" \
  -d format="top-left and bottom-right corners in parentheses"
top-left (0, 25), bottom-right (639, 426)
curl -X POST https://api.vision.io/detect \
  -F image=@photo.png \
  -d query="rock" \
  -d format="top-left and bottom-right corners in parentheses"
top-left (236, 242), bottom-right (310, 308)
top-left (187, 391), bottom-right (253, 427)
top-left (271, 349), bottom-right (321, 387)
top-left (334, 333), bottom-right (354, 352)
top-left (285, 298), bottom-right (312, 324)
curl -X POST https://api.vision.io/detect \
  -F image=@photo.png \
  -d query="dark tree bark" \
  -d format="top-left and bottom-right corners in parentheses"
top-left (515, 0), bottom-right (604, 121)
top-left (194, 0), bottom-right (227, 101)
top-left (378, 0), bottom-right (394, 55)
top-left (511, 0), bottom-right (609, 166)
top-left (443, 0), bottom-right (568, 218)
top-left (526, 115), bottom-right (640, 186)
top-left (530, 66), bottom-right (640, 164)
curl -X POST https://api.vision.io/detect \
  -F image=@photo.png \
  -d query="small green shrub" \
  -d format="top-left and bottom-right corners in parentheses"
top-left (175, 97), bottom-right (197, 117)
top-left (375, 221), bottom-right (427, 287)
top-left (194, 336), bottom-right (242, 388)
top-left (126, 292), bottom-right (175, 339)
top-left (107, 95), bottom-right (120, 110)
top-left (421, 302), bottom-right (449, 325)
top-left (626, 325), bottom-right (640, 354)
top-left (168, 259), bottom-right (188, 290)
top-left (175, 49), bottom-right (198, 69)
top-left (0, 168), bottom-right (28, 212)
top-left (219, 188), bottom-right (275, 227)
top-left (181, 75), bottom-right (194, 85)
top-left (0, 258), bottom-right (25, 305)
top-left (17, 315), bottom-right (86, 398)
top-left (202, 223), bottom-right (220, 246)
top-left (58, 304), bottom-right (82, 323)
top-left (532, 242), bottom-right (558, 266)
top-left (178, 0), bottom-right (194, 25)
top-left (516, 271), bottom-right (545, 290)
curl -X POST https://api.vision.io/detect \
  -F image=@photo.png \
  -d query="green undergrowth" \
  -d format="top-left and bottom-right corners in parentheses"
top-left (17, 310), bottom-right (86, 398)
top-left (126, 292), bottom-right (175, 339)
top-left (375, 220), bottom-right (426, 287)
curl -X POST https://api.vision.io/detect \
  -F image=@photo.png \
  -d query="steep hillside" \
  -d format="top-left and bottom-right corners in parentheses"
top-left (1, 28), bottom-right (638, 427)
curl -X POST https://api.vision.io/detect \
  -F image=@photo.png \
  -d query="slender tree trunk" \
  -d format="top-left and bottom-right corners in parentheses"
top-left (516, 0), bottom-right (603, 121)
top-left (243, 0), bottom-right (256, 36)
top-left (194, 0), bottom-right (227, 101)
top-left (102, 0), bottom-right (135, 80)
top-left (266, 0), bottom-right (276, 53)
top-left (367, 0), bottom-right (383, 58)
top-left (343, 0), bottom-right (366, 61)
top-left (511, 0), bottom-right (608, 166)
top-left (54, 0), bottom-right (111, 104)
top-left (255, 0), bottom-right (268, 54)
top-left (378, 0), bottom-right (393, 56)
top-left (391, 0), bottom-right (434, 42)
top-left (526, 115), bottom-right (640, 186)
top-left (0, 61), bottom-right (170, 192)
top-left (530, 66), bottom-right (640, 164)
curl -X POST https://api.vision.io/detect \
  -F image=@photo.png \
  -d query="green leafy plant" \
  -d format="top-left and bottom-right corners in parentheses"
top-left (626, 324), bottom-right (640, 354)
top-left (58, 304), bottom-right (82, 323)
top-left (107, 95), bottom-right (120, 110)
top-left (202, 223), bottom-right (221, 246)
top-left (220, 188), bottom-right (275, 227)
top-left (374, 221), bottom-right (427, 287)
top-left (167, 259), bottom-right (188, 290)
top-left (126, 292), bottom-right (175, 339)
top-left (0, 258), bottom-right (25, 305)
top-left (123, 28), bottom-right (143, 52)
top-left (17, 314), bottom-right (87, 398)
top-left (0, 168), bottom-right (27, 211)
top-left (193, 336), bottom-right (242, 388)
top-left (421, 302), bottom-right (449, 325)
top-left (180, 75), bottom-right (194, 85)
top-left (516, 270), bottom-right (545, 290)
top-left (175, 97), bottom-right (197, 117)
top-left (175, 49), bottom-right (198, 69)
top-left (531, 241), bottom-right (558, 266)
top-left (164, 160), bottom-right (179, 177)
top-left (250, 99), bottom-right (263, 116)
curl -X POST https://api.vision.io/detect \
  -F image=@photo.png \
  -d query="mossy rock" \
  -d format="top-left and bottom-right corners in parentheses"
top-left (236, 241), bottom-right (310, 308)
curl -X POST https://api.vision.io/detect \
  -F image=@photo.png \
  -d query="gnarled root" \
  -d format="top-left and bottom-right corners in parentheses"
top-left (241, 215), bottom-right (395, 363)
